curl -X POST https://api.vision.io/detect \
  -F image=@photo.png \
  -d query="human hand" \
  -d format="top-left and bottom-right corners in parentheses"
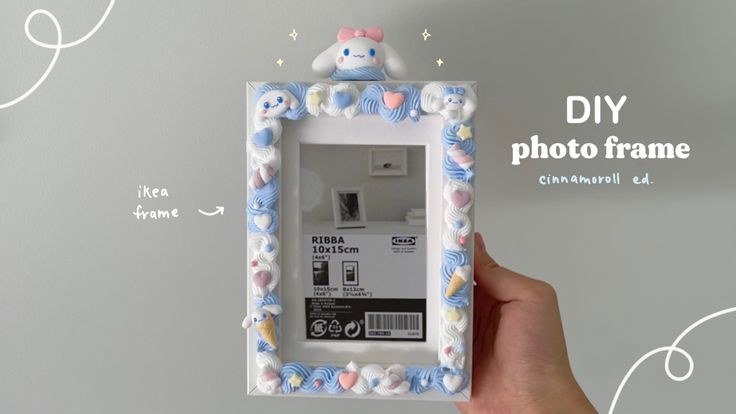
top-left (456, 233), bottom-right (596, 414)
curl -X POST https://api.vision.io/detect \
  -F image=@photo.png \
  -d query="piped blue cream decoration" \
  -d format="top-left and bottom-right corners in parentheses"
top-left (245, 81), bottom-right (476, 397)
top-left (331, 66), bottom-right (385, 81)
top-left (359, 84), bottom-right (421, 123)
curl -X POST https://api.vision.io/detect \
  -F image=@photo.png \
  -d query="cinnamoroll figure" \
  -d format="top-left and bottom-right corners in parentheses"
top-left (312, 26), bottom-right (407, 81)
top-left (421, 82), bottom-right (477, 124)
top-left (255, 89), bottom-right (299, 118)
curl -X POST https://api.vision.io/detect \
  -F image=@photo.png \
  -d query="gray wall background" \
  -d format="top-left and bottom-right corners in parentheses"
top-left (1, 0), bottom-right (735, 413)
top-left (301, 145), bottom-right (425, 223)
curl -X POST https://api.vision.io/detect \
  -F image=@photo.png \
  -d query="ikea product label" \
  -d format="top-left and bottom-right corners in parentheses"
top-left (303, 233), bottom-right (426, 341)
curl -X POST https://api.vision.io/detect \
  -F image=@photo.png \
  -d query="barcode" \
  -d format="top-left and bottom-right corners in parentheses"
top-left (365, 312), bottom-right (423, 339)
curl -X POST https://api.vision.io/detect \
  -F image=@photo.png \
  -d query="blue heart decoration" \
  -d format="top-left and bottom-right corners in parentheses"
top-left (332, 91), bottom-right (353, 109)
top-left (252, 129), bottom-right (273, 147)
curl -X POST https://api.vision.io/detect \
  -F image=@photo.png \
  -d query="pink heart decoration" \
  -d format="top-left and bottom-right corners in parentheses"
top-left (252, 271), bottom-right (272, 288)
top-left (450, 190), bottom-right (471, 208)
top-left (260, 370), bottom-right (279, 381)
top-left (383, 91), bottom-right (405, 109)
top-left (338, 370), bottom-right (358, 389)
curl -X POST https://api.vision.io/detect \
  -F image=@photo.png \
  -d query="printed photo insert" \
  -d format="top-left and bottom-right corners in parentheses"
top-left (300, 144), bottom-right (428, 343)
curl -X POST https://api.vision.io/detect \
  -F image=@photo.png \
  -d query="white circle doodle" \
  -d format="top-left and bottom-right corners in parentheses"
top-left (0, 0), bottom-right (116, 110)
top-left (609, 306), bottom-right (736, 413)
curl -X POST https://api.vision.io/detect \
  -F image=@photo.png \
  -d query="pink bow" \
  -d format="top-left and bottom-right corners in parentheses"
top-left (337, 27), bottom-right (383, 43)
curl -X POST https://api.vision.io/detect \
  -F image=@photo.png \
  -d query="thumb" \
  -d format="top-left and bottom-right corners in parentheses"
top-left (473, 233), bottom-right (549, 302)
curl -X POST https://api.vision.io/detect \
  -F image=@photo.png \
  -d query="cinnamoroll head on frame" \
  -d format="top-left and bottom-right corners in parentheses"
top-left (312, 27), bottom-right (407, 81)
top-left (421, 82), bottom-right (477, 124)
top-left (243, 304), bottom-right (282, 350)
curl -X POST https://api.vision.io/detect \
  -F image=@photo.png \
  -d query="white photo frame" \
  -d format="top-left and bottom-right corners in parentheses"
top-left (245, 81), bottom-right (477, 400)
top-left (331, 187), bottom-right (367, 228)
top-left (369, 147), bottom-right (408, 176)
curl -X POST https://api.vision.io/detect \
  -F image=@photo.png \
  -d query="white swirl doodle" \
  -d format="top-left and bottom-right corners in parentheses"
top-left (608, 306), bottom-right (736, 414)
top-left (0, 0), bottom-right (116, 110)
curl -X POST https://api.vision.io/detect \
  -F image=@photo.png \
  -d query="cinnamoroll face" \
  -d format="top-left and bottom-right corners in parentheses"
top-left (312, 27), bottom-right (407, 81)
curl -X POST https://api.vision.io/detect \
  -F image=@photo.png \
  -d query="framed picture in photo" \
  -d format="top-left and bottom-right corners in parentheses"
top-left (331, 187), bottom-right (367, 228)
top-left (369, 147), bottom-right (408, 176)
top-left (342, 261), bottom-right (359, 286)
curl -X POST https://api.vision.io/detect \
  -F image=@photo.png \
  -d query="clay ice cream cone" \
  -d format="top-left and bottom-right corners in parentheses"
top-left (445, 265), bottom-right (470, 298)
top-left (257, 315), bottom-right (279, 349)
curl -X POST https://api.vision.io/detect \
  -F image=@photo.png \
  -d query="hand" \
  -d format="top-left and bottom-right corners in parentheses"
top-left (456, 233), bottom-right (596, 414)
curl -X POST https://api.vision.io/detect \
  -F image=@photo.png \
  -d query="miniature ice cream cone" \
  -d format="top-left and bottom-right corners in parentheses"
top-left (257, 315), bottom-right (279, 349)
top-left (445, 265), bottom-right (470, 298)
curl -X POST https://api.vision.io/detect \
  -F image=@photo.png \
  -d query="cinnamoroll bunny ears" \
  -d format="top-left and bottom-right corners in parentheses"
top-left (312, 27), bottom-right (407, 81)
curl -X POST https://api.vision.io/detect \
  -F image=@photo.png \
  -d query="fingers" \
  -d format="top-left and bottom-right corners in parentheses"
top-left (473, 233), bottom-right (555, 303)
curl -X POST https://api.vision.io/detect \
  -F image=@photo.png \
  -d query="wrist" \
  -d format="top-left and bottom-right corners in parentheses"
top-left (526, 378), bottom-right (596, 414)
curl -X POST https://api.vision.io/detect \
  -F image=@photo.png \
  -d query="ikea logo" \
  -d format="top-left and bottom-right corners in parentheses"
top-left (392, 236), bottom-right (416, 246)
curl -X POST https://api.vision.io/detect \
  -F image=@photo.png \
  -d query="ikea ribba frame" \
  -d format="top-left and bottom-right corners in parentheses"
top-left (245, 81), bottom-right (477, 400)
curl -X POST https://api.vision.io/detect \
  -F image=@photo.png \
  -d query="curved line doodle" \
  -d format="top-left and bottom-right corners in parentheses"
top-left (609, 306), bottom-right (736, 414)
top-left (0, 0), bottom-right (116, 110)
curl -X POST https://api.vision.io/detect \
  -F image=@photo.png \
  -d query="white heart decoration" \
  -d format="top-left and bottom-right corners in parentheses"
top-left (254, 214), bottom-right (272, 230)
top-left (442, 374), bottom-right (463, 393)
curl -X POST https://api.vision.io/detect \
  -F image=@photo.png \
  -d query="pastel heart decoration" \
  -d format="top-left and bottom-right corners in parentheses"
top-left (442, 374), bottom-right (464, 393)
top-left (338, 370), bottom-right (358, 389)
top-left (333, 91), bottom-right (353, 109)
top-left (446, 309), bottom-right (461, 322)
top-left (383, 91), bottom-right (405, 109)
top-left (448, 144), bottom-right (475, 169)
top-left (385, 374), bottom-right (403, 390)
top-left (254, 214), bottom-right (272, 231)
top-left (260, 371), bottom-right (279, 381)
top-left (252, 271), bottom-right (272, 288)
top-left (252, 128), bottom-right (273, 147)
top-left (450, 190), bottom-right (471, 208)
top-left (249, 166), bottom-right (274, 189)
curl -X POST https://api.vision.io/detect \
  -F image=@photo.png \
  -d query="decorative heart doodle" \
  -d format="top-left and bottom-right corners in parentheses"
top-left (382, 91), bottom-right (405, 109)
